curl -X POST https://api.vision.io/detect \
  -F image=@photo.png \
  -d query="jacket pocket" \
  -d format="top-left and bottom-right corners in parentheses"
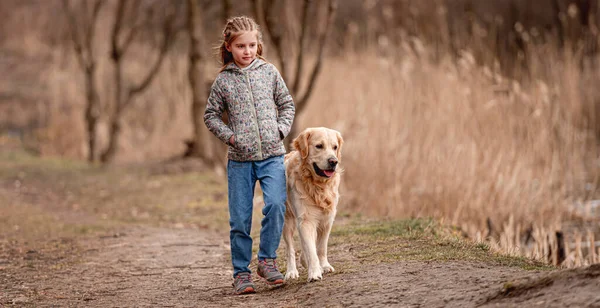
top-left (262, 129), bottom-right (285, 153)
top-left (233, 132), bottom-right (257, 153)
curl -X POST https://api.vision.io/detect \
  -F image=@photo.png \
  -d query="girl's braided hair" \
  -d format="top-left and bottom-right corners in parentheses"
top-left (219, 16), bottom-right (264, 67)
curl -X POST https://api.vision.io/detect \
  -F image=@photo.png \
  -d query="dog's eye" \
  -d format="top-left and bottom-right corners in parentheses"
top-left (316, 144), bottom-right (323, 149)
top-left (333, 145), bottom-right (338, 150)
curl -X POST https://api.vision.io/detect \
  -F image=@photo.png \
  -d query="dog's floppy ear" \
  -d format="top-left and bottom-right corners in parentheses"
top-left (293, 130), bottom-right (311, 159)
top-left (335, 130), bottom-right (344, 161)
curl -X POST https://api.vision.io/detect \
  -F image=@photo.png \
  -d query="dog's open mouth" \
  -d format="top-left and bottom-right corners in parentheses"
top-left (313, 163), bottom-right (335, 178)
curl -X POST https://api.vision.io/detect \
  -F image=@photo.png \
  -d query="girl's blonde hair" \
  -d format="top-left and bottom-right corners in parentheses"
top-left (219, 16), bottom-right (265, 68)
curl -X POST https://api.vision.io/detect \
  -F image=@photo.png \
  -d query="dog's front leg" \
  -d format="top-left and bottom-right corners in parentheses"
top-left (297, 219), bottom-right (322, 282)
top-left (317, 219), bottom-right (335, 274)
top-left (283, 218), bottom-right (299, 280)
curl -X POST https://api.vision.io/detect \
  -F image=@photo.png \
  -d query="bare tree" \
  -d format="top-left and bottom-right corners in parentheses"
top-left (252, 0), bottom-right (338, 145)
top-left (61, 0), bottom-right (104, 162)
top-left (186, 0), bottom-right (207, 161)
top-left (185, 0), bottom-right (226, 167)
top-left (100, 0), bottom-right (181, 163)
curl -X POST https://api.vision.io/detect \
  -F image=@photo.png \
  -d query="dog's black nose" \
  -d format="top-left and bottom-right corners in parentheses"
top-left (328, 158), bottom-right (338, 168)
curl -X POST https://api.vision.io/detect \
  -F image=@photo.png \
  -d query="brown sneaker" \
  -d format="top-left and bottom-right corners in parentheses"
top-left (257, 259), bottom-right (285, 286)
top-left (232, 272), bottom-right (256, 295)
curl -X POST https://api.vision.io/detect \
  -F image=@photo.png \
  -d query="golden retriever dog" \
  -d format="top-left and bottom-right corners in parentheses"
top-left (283, 127), bottom-right (343, 282)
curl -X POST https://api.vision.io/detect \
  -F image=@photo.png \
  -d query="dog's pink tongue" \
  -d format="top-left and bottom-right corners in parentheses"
top-left (324, 170), bottom-right (335, 177)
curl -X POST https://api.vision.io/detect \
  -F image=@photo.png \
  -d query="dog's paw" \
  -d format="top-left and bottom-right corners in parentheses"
top-left (321, 263), bottom-right (335, 274)
top-left (285, 269), bottom-right (299, 281)
top-left (307, 268), bottom-right (323, 282)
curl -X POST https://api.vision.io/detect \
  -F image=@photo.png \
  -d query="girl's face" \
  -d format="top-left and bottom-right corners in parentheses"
top-left (226, 30), bottom-right (258, 68)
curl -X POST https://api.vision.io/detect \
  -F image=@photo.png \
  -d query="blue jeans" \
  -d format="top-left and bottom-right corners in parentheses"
top-left (227, 155), bottom-right (286, 277)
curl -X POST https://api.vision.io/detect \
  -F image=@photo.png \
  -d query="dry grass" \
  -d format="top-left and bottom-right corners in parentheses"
top-left (0, 150), bottom-right (231, 240)
top-left (300, 42), bottom-right (600, 267)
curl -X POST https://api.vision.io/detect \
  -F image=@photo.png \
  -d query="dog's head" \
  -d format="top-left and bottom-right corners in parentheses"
top-left (292, 127), bottom-right (343, 179)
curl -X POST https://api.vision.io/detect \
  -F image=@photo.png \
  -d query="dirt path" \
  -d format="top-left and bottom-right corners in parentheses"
top-left (0, 225), bottom-right (547, 307)
top-left (3, 221), bottom-right (600, 307)
top-left (2, 155), bottom-right (600, 307)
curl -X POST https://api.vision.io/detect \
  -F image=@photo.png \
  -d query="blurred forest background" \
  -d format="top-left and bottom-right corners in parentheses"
top-left (2, 0), bottom-right (600, 267)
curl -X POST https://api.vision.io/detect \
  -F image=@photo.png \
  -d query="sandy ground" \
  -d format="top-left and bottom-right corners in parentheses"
top-left (1, 156), bottom-right (599, 307)
top-left (1, 225), bottom-right (599, 307)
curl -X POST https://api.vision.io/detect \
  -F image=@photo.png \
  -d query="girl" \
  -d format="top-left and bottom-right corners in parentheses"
top-left (203, 16), bottom-right (295, 295)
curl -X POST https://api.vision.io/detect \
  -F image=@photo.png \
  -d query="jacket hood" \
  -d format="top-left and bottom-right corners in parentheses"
top-left (223, 58), bottom-right (267, 72)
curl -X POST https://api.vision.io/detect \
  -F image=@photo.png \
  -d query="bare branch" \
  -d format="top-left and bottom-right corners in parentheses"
top-left (61, 0), bottom-right (87, 69)
top-left (188, 0), bottom-right (203, 64)
top-left (292, 0), bottom-right (311, 95)
top-left (127, 5), bottom-right (179, 100)
top-left (111, 0), bottom-right (127, 61)
top-left (62, 0), bottom-right (103, 162)
top-left (110, 0), bottom-right (144, 60)
top-left (120, 24), bottom-right (142, 56)
top-left (297, 0), bottom-right (337, 110)
top-left (89, 0), bottom-right (104, 41)
top-left (262, 0), bottom-right (288, 80)
top-left (85, 0), bottom-right (104, 62)
top-left (120, 0), bottom-right (144, 55)
top-left (104, 0), bottom-right (182, 163)
top-left (250, 0), bottom-right (271, 55)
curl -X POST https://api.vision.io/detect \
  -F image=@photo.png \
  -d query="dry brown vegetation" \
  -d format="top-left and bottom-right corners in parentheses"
top-left (303, 46), bottom-right (600, 268)
top-left (2, 0), bottom-right (600, 267)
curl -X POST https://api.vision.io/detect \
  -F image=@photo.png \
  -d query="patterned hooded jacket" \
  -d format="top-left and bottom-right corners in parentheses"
top-left (204, 59), bottom-right (295, 161)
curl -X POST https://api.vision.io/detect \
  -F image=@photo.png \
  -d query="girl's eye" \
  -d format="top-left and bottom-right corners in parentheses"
top-left (316, 144), bottom-right (323, 149)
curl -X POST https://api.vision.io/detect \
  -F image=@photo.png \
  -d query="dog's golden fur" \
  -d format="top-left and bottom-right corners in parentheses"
top-left (284, 157), bottom-right (340, 213)
top-left (283, 127), bottom-right (343, 282)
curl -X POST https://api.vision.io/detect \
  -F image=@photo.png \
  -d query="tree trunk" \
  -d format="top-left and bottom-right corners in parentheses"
top-left (101, 116), bottom-right (122, 163)
top-left (62, 0), bottom-right (104, 163)
top-left (99, 0), bottom-right (179, 163)
top-left (187, 0), bottom-right (213, 162)
top-left (84, 65), bottom-right (100, 162)
top-left (100, 58), bottom-right (124, 164)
